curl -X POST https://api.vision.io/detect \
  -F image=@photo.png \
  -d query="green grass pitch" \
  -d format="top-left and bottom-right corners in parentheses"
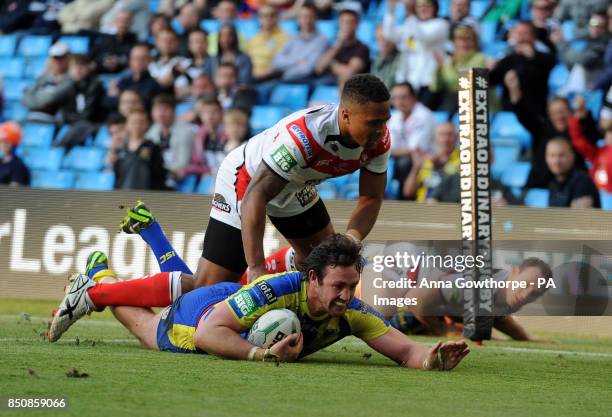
top-left (2, 299), bottom-right (612, 417)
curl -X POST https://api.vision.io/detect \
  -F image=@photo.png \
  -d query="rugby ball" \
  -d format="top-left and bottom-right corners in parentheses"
top-left (247, 309), bottom-right (301, 348)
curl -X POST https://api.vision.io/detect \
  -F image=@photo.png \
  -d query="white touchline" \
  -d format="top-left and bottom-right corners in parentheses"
top-left (489, 346), bottom-right (612, 358)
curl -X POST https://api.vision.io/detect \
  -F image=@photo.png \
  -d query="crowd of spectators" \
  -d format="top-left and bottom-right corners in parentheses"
top-left (0, 0), bottom-right (610, 210)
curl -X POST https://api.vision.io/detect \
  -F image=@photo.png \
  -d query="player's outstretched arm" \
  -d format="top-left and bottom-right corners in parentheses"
top-left (241, 163), bottom-right (288, 281)
top-left (366, 327), bottom-right (470, 371)
top-left (346, 169), bottom-right (386, 241)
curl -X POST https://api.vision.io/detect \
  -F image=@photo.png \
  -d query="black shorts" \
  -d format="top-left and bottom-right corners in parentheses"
top-left (202, 199), bottom-right (331, 273)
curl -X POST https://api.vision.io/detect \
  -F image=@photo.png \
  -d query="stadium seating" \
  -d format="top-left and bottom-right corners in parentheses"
top-left (0, 34), bottom-right (17, 56)
top-left (309, 85), bottom-right (339, 105)
top-left (491, 112), bottom-right (532, 149)
top-left (175, 101), bottom-right (193, 117)
top-left (22, 147), bottom-right (64, 171)
top-left (433, 111), bottom-right (449, 125)
top-left (600, 191), bottom-right (612, 211)
top-left (471, 0), bottom-right (490, 18)
top-left (269, 84), bottom-right (309, 111)
top-left (74, 171), bottom-right (115, 191)
top-left (357, 20), bottom-right (376, 47)
top-left (200, 19), bottom-right (219, 33)
top-left (24, 57), bottom-right (47, 79)
top-left (197, 174), bottom-right (215, 194)
top-left (548, 64), bottom-right (569, 95)
top-left (3, 103), bottom-right (29, 121)
top-left (482, 41), bottom-right (508, 59)
top-left (0, 57), bottom-right (25, 79)
top-left (31, 170), bottom-right (76, 189)
top-left (316, 20), bottom-right (337, 42)
top-left (177, 175), bottom-right (197, 193)
top-left (584, 90), bottom-right (603, 118)
top-left (480, 21), bottom-right (498, 45)
top-left (3, 80), bottom-right (30, 102)
top-left (491, 142), bottom-right (521, 178)
top-left (63, 147), bottom-right (106, 171)
top-left (317, 182), bottom-right (337, 200)
top-left (22, 123), bottom-right (55, 147)
top-left (279, 20), bottom-right (298, 35)
top-left (561, 20), bottom-right (576, 41)
top-left (340, 182), bottom-right (360, 199)
top-left (94, 127), bottom-right (111, 148)
top-left (59, 36), bottom-right (90, 54)
top-left (500, 162), bottom-right (531, 188)
top-left (250, 105), bottom-right (288, 133)
top-left (524, 188), bottom-right (550, 208)
top-left (235, 19), bottom-right (259, 40)
top-left (18, 35), bottom-right (52, 57)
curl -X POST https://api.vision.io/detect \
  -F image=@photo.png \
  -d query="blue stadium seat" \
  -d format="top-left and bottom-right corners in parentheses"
top-left (309, 85), bottom-right (339, 105)
top-left (316, 20), bottom-right (337, 42)
top-left (433, 111), bottom-right (449, 125)
top-left (317, 182), bottom-right (337, 200)
top-left (3, 102), bottom-right (29, 121)
top-left (492, 143), bottom-right (521, 178)
top-left (94, 127), bottom-right (111, 148)
top-left (524, 188), bottom-right (550, 208)
top-left (59, 36), bottom-right (90, 54)
top-left (357, 20), bottom-right (376, 46)
top-left (24, 57), bottom-right (47, 79)
top-left (22, 147), bottom-right (64, 171)
top-left (480, 21), bottom-right (498, 45)
top-left (482, 41), bottom-right (508, 59)
top-left (327, 175), bottom-right (348, 192)
top-left (3, 80), bottom-right (29, 102)
top-left (177, 175), bottom-right (197, 193)
top-left (385, 157), bottom-right (398, 199)
top-left (0, 57), bottom-right (25, 79)
top-left (149, 0), bottom-right (160, 12)
top-left (63, 147), bottom-right (106, 171)
top-left (235, 19), bottom-right (259, 40)
top-left (197, 174), bottom-right (215, 194)
top-left (201, 19), bottom-right (220, 33)
top-left (561, 20), bottom-right (576, 41)
top-left (250, 105), bottom-right (288, 132)
top-left (270, 84), bottom-right (309, 111)
top-left (471, 0), bottom-right (489, 18)
top-left (0, 34), bottom-right (17, 56)
top-left (600, 191), bottom-right (612, 211)
top-left (18, 35), bottom-right (52, 57)
top-left (175, 101), bottom-right (192, 117)
top-left (491, 112), bottom-right (532, 149)
top-left (438, 0), bottom-right (450, 17)
top-left (171, 18), bottom-right (186, 35)
top-left (548, 64), bottom-right (569, 95)
top-left (584, 90), bottom-right (603, 118)
top-left (22, 123), bottom-right (55, 147)
top-left (279, 20), bottom-right (298, 35)
top-left (31, 170), bottom-right (76, 189)
top-left (500, 162), bottom-right (531, 188)
top-left (75, 171), bottom-right (115, 191)
top-left (341, 183), bottom-right (360, 200)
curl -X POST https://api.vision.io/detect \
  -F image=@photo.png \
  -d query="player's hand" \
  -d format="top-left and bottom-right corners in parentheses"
top-left (422, 340), bottom-right (470, 371)
top-left (247, 266), bottom-right (267, 283)
top-left (270, 332), bottom-right (303, 362)
top-left (573, 94), bottom-right (587, 119)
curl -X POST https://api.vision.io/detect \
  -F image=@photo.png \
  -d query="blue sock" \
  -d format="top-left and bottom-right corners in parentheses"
top-left (140, 221), bottom-right (192, 274)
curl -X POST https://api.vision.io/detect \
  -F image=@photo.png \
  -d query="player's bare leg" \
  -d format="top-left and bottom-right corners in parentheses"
top-left (194, 258), bottom-right (242, 287)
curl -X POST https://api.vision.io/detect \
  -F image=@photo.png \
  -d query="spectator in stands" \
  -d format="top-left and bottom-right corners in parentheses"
top-left (148, 13), bottom-right (172, 43)
top-left (175, 30), bottom-right (214, 101)
top-left (545, 137), bottom-right (601, 208)
top-left (176, 2), bottom-right (202, 55)
top-left (208, 0), bottom-right (247, 55)
top-left (223, 107), bottom-right (250, 153)
top-left (371, 26), bottom-right (400, 91)
top-left (554, 0), bottom-right (609, 39)
top-left (402, 121), bottom-right (460, 201)
top-left (58, 0), bottom-right (114, 33)
top-left (383, 0), bottom-right (449, 105)
top-left (22, 42), bottom-right (73, 123)
top-left (448, 0), bottom-right (480, 36)
top-left (100, 0), bottom-right (151, 41)
top-left (159, 0), bottom-right (207, 17)
top-left (388, 82), bottom-right (436, 199)
top-left (569, 96), bottom-right (612, 192)
top-left (93, 9), bottom-right (138, 74)
top-left (62, 54), bottom-right (106, 124)
top-left (490, 21), bottom-right (556, 117)
top-left (29, 0), bottom-right (71, 35)
top-left (117, 89), bottom-right (146, 118)
top-left (0, 122), bottom-right (29, 186)
top-left (103, 113), bottom-right (127, 170)
top-left (149, 28), bottom-right (191, 89)
top-left (184, 96), bottom-right (227, 177)
top-left (272, 3), bottom-right (329, 83)
top-left (0, 1), bottom-right (36, 33)
top-left (504, 69), bottom-right (599, 188)
top-left (431, 24), bottom-right (486, 112)
top-left (210, 24), bottom-right (253, 85)
top-left (109, 43), bottom-right (165, 109)
top-left (315, 8), bottom-right (370, 87)
top-left (248, 5), bottom-right (289, 83)
top-left (146, 94), bottom-right (196, 188)
top-left (557, 10), bottom-right (610, 91)
top-left (213, 62), bottom-right (257, 111)
top-left (530, 0), bottom-right (560, 54)
top-left (114, 110), bottom-right (167, 190)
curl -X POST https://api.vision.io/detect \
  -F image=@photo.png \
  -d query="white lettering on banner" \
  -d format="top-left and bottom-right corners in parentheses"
top-left (186, 232), bottom-right (205, 270)
top-left (10, 209), bottom-right (41, 272)
top-left (42, 225), bottom-right (75, 273)
top-left (263, 223), bottom-right (280, 256)
top-left (76, 227), bottom-right (111, 271)
top-left (0, 222), bottom-right (10, 245)
top-left (112, 233), bottom-right (146, 277)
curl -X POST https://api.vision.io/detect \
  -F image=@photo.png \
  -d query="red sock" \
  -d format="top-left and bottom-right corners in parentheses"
top-left (87, 272), bottom-right (173, 308)
top-left (239, 246), bottom-right (294, 285)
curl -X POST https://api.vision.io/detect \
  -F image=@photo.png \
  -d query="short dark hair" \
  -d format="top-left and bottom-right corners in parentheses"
top-left (341, 74), bottom-right (390, 105)
top-left (70, 54), bottom-right (92, 65)
top-left (107, 113), bottom-right (126, 126)
top-left (152, 93), bottom-right (176, 108)
top-left (392, 81), bottom-right (416, 97)
top-left (197, 95), bottom-right (222, 109)
top-left (520, 257), bottom-right (553, 280)
top-left (339, 9), bottom-right (360, 20)
top-left (299, 234), bottom-right (364, 283)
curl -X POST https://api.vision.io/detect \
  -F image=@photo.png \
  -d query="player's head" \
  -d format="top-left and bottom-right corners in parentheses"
top-left (301, 234), bottom-right (364, 316)
top-left (502, 257), bottom-right (553, 313)
top-left (340, 74), bottom-right (391, 150)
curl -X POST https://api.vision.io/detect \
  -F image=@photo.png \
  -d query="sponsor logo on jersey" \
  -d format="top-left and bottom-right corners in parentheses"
top-left (255, 281), bottom-right (278, 304)
top-left (272, 144), bottom-right (298, 173)
top-left (295, 185), bottom-right (318, 207)
top-left (212, 193), bottom-right (231, 213)
top-left (233, 291), bottom-right (257, 317)
top-left (288, 124), bottom-right (314, 159)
